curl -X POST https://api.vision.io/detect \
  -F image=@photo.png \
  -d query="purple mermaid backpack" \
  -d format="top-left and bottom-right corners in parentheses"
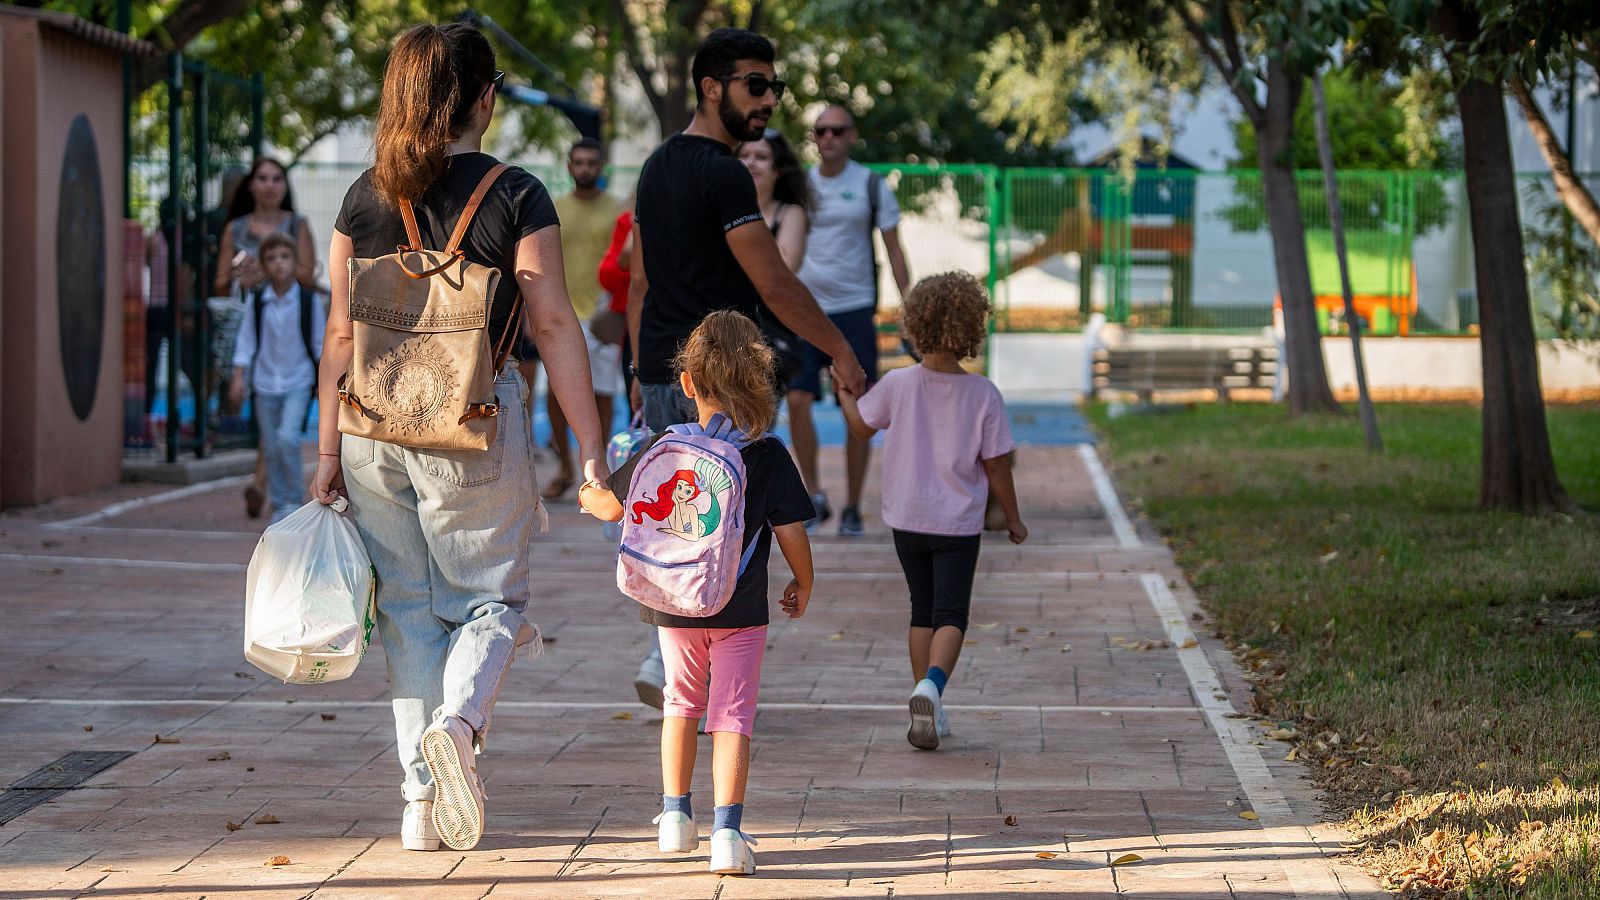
top-left (616, 414), bottom-right (763, 617)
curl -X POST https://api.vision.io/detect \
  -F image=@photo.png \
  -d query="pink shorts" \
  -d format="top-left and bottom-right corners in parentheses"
top-left (657, 625), bottom-right (767, 737)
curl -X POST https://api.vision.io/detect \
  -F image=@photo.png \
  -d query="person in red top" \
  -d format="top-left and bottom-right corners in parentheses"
top-left (598, 199), bottom-right (635, 405)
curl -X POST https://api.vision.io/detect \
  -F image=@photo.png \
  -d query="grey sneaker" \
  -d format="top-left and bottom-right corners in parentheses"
top-left (633, 653), bottom-right (666, 710)
top-left (908, 678), bottom-right (942, 750)
top-left (806, 492), bottom-right (832, 533)
top-left (838, 506), bottom-right (864, 537)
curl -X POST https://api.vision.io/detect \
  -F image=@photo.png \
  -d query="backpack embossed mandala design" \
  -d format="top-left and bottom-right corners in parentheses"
top-left (337, 163), bottom-right (521, 451)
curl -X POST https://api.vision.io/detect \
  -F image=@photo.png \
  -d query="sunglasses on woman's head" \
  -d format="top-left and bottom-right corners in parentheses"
top-left (813, 124), bottom-right (851, 138)
top-left (719, 72), bottom-right (786, 100)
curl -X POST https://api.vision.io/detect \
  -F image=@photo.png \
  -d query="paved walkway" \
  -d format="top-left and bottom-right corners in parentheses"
top-left (0, 443), bottom-right (1381, 898)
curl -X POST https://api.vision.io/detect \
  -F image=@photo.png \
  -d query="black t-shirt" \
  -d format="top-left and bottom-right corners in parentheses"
top-left (607, 433), bottom-right (814, 628)
top-left (634, 133), bottom-right (766, 384)
top-left (334, 152), bottom-right (560, 350)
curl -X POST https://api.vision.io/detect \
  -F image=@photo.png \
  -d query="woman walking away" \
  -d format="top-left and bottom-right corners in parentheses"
top-left (837, 271), bottom-right (1027, 751)
top-left (736, 129), bottom-right (814, 430)
top-left (311, 21), bottom-right (605, 853)
top-left (580, 311), bottom-right (816, 876)
top-left (216, 157), bottom-right (317, 519)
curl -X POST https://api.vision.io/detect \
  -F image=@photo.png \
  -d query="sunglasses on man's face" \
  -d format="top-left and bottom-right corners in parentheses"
top-left (813, 124), bottom-right (851, 138)
top-left (720, 72), bottom-right (786, 100)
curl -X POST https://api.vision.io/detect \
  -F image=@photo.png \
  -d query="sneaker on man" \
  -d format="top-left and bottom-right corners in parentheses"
top-left (402, 799), bottom-right (441, 851)
top-left (633, 653), bottom-right (666, 710)
top-left (420, 715), bottom-right (486, 850)
top-left (708, 827), bottom-right (758, 875)
top-left (805, 492), bottom-right (832, 533)
top-left (653, 810), bottom-right (699, 853)
top-left (907, 678), bottom-right (942, 750)
top-left (838, 505), bottom-right (864, 537)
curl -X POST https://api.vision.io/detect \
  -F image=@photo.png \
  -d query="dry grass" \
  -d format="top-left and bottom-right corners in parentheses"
top-left (1089, 403), bottom-right (1600, 898)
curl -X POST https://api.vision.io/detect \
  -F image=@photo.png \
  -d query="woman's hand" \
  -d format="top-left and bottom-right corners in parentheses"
top-left (780, 578), bottom-right (811, 619)
top-left (310, 454), bottom-right (345, 504)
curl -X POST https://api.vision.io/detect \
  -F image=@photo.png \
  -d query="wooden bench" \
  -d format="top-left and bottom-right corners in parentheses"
top-left (1093, 345), bottom-right (1277, 401)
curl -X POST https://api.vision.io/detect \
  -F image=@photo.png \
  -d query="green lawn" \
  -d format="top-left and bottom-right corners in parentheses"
top-left (1088, 402), bottom-right (1600, 897)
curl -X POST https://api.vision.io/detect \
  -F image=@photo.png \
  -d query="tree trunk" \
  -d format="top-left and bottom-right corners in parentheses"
top-left (1256, 57), bottom-right (1338, 414)
top-left (1509, 75), bottom-right (1600, 250)
top-left (1449, 53), bottom-right (1572, 511)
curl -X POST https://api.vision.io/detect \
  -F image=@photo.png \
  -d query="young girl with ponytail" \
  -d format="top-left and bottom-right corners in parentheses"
top-left (580, 310), bottom-right (816, 876)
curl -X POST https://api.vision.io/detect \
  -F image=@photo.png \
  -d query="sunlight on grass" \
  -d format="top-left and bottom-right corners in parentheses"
top-left (1089, 402), bottom-right (1600, 898)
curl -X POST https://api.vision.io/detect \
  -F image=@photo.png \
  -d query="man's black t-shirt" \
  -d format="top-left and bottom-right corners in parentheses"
top-left (607, 433), bottom-right (814, 628)
top-left (634, 133), bottom-right (766, 384)
top-left (334, 152), bottom-right (560, 350)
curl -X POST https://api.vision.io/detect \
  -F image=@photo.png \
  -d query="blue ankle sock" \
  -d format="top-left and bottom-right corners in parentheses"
top-left (713, 803), bottom-right (744, 833)
top-left (663, 793), bottom-right (692, 821)
top-left (926, 666), bottom-right (949, 695)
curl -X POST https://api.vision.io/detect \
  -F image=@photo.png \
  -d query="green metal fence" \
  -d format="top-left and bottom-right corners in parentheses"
top-left (281, 161), bottom-right (1595, 341)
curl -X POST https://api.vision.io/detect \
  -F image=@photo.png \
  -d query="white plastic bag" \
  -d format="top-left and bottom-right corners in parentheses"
top-left (243, 497), bottom-right (376, 684)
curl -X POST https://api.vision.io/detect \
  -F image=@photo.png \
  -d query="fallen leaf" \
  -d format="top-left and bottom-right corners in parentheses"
top-left (246, 767), bottom-right (255, 772)
top-left (1179, 638), bottom-right (1198, 649)
top-left (1318, 550), bottom-right (1339, 564)
top-left (963, 639), bottom-right (979, 646)
top-left (82, 725), bottom-right (93, 732)
top-left (1239, 811), bottom-right (1260, 821)
top-left (98, 867), bottom-right (124, 872)
top-left (1035, 851), bottom-right (1058, 859)
top-left (1060, 644), bottom-right (1072, 653)
top-left (1266, 728), bottom-right (1299, 741)
top-left (1110, 853), bottom-right (1142, 866)
top-left (264, 855), bottom-right (290, 867)
top-left (1476, 761), bottom-right (1491, 771)
top-left (233, 672), bottom-right (256, 679)
top-left (974, 622), bottom-right (1000, 630)
top-left (1284, 748), bottom-right (1299, 762)
top-left (827, 632), bottom-right (844, 641)
top-left (1003, 815), bottom-right (1018, 826)
top-left (153, 735), bottom-right (180, 744)
top-left (611, 711), bottom-right (633, 721)
top-left (1576, 630), bottom-right (1595, 640)
top-left (1015, 626), bottom-right (1030, 634)
top-left (1552, 776), bottom-right (1568, 791)
top-left (226, 821), bottom-right (242, 831)
top-left (207, 751), bottom-right (231, 762)
top-left (255, 814), bottom-right (280, 825)
top-left (320, 713), bottom-right (337, 721)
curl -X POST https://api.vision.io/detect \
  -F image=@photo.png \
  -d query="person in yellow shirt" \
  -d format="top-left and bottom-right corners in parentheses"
top-left (544, 138), bottom-right (623, 499)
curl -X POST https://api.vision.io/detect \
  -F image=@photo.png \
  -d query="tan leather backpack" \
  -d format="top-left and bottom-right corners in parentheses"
top-left (337, 164), bottom-right (520, 451)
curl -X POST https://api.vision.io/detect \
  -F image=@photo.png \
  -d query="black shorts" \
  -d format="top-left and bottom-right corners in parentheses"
top-left (893, 529), bottom-right (982, 631)
top-left (794, 306), bottom-right (879, 399)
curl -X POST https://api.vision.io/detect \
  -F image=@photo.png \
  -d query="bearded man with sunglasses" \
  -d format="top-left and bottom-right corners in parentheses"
top-left (624, 28), bottom-right (863, 705)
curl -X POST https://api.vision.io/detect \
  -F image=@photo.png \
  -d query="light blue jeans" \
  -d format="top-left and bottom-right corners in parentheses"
top-left (341, 365), bottom-right (542, 802)
top-left (254, 388), bottom-right (313, 523)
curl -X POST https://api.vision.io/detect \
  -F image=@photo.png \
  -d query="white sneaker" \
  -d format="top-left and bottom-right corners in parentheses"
top-left (402, 800), bottom-right (440, 851)
top-left (634, 653), bottom-right (666, 710)
top-left (907, 679), bottom-right (942, 750)
top-left (708, 827), bottom-right (757, 875)
top-left (420, 715), bottom-right (486, 850)
top-left (936, 703), bottom-right (953, 738)
top-left (653, 810), bottom-right (698, 853)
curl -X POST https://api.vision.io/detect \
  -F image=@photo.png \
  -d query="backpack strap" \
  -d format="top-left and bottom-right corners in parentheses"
top-left (666, 412), bottom-right (754, 448)
top-left (298, 283), bottom-right (317, 366)
top-left (395, 163), bottom-right (510, 279)
top-left (866, 168), bottom-right (883, 310)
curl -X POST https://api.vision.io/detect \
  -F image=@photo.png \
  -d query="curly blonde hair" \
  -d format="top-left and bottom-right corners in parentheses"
top-left (675, 310), bottom-right (778, 438)
top-left (902, 271), bottom-right (991, 360)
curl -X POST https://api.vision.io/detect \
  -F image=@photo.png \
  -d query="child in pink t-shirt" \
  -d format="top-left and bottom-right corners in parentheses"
top-left (838, 271), bottom-right (1027, 751)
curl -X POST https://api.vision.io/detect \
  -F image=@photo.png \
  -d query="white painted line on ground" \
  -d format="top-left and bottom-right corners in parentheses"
top-left (0, 697), bottom-right (1202, 715)
top-left (45, 476), bottom-right (251, 529)
top-left (1141, 573), bottom-right (1354, 898)
top-left (1077, 444), bottom-right (1141, 549)
top-left (0, 554), bottom-right (246, 573)
top-left (37, 525), bottom-right (261, 540)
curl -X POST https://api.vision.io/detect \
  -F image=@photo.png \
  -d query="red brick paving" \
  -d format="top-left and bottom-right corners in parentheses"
top-left (0, 447), bottom-right (1380, 898)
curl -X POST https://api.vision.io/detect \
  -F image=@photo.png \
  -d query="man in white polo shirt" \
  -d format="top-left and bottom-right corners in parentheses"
top-left (794, 105), bottom-right (911, 536)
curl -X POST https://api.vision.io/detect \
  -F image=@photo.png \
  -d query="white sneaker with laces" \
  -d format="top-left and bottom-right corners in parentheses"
top-left (420, 715), bottom-right (486, 850)
top-left (653, 810), bottom-right (698, 853)
top-left (402, 799), bottom-right (440, 851)
top-left (907, 678), bottom-right (942, 750)
top-left (708, 827), bottom-right (757, 875)
top-left (634, 653), bottom-right (666, 710)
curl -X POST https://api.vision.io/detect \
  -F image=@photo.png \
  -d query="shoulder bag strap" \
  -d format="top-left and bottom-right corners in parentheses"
top-left (397, 199), bottom-right (425, 251)
top-left (446, 163), bottom-right (511, 254)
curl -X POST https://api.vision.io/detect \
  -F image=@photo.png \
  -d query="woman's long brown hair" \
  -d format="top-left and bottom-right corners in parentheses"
top-left (372, 23), bottom-right (496, 206)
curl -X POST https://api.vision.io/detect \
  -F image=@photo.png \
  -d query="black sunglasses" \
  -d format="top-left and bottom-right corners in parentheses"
top-left (719, 72), bottom-right (785, 100)
top-left (813, 124), bottom-right (851, 138)
top-left (489, 70), bottom-right (506, 93)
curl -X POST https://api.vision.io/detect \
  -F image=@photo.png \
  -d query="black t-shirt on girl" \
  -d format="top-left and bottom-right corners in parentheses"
top-left (334, 152), bottom-right (560, 349)
top-left (633, 133), bottom-right (766, 384)
top-left (607, 433), bottom-right (815, 629)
